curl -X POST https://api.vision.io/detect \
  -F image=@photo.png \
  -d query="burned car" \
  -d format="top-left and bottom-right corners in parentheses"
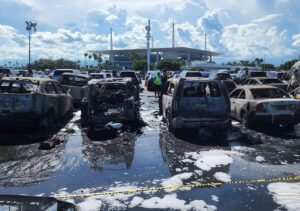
top-left (242, 77), bottom-right (288, 91)
top-left (81, 78), bottom-right (139, 127)
top-left (0, 77), bottom-right (72, 128)
top-left (162, 77), bottom-right (231, 136)
top-left (61, 73), bottom-right (89, 105)
top-left (230, 85), bottom-right (300, 129)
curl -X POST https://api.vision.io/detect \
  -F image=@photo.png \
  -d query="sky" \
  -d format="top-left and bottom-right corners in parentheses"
top-left (0, 0), bottom-right (299, 66)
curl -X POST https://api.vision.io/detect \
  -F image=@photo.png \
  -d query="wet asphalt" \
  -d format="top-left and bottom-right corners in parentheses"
top-left (0, 90), bottom-right (299, 210)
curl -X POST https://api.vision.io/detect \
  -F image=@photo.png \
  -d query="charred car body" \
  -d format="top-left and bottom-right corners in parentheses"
top-left (61, 73), bottom-right (89, 105)
top-left (230, 85), bottom-right (300, 128)
top-left (162, 77), bottom-right (231, 136)
top-left (0, 77), bottom-right (72, 128)
top-left (81, 78), bottom-right (139, 127)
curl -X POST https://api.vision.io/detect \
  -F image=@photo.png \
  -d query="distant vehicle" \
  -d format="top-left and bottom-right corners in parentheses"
top-left (230, 85), bottom-right (300, 129)
top-left (0, 68), bottom-right (11, 77)
top-left (89, 73), bottom-right (106, 79)
top-left (119, 71), bottom-right (140, 85)
top-left (242, 77), bottom-right (288, 91)
top-left (145, 70), bottom-right (160, 91)
top-left (0, 77), bottom-right (72, 128)
top-left (235, 70), bottom-right (267, 84)
top-left (61, 73), bottom-right (89, 105)
top-left (162, 77), bottom-right (230, 136)
top-left (179, 70), bottom-right (202, 78)
top-left (52, 69), bottom-right (81, 81)
top-left (81, 78), bottom-right (139, 127)
top-left (266, 71), bottom-right (287, 80)
top-left (209, 71), bottom-right (232, 80)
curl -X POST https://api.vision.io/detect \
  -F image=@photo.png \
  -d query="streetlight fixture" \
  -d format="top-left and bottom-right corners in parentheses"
top-left (25, 21), bottom-right (37, 70)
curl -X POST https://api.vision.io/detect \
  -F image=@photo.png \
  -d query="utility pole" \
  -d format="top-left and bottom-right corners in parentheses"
top-left (145, 20), bottom-right (151, 72)
top-left (25, 21), bottom-right (37, 70)
top-left (172, 21), bottom-right (175, 48)
top-left (204, 32), bottom-right (207, 51)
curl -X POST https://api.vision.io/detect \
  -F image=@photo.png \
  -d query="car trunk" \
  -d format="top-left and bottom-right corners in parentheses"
top-left (177, 81), bottom-right (229, 121)
top-left (257, 99), bottom-right (299, 114)
top-left (0, 93), bottom-right (34, 113)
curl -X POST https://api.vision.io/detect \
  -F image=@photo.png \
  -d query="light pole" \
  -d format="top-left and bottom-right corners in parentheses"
top-left (145, 20), bottom-right (151, 72)
top-left (25, 21), bottom-right (37, 70)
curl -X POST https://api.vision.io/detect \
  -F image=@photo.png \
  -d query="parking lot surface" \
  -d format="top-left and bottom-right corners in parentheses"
top-left (0, 90), bottom-right (299, 210)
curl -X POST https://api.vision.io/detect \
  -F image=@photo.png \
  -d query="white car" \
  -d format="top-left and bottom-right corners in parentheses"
top-left (179, 70), bottom-right (202, 78)
top-left (230, 85), bottom-right (300, 129)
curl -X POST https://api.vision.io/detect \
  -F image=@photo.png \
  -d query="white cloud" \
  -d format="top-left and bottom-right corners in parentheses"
top-left (105, 14), bottom-right (119, 22)
top-left (292, 33), bottom-right (300, 47)
top-left (252, 13), bottom-right (283, 23)
top-left (220, 22), bottom-right (296, 59)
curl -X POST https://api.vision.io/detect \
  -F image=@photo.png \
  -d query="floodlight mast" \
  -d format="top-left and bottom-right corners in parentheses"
top-left (25, 21), bottom-right (37, 70)
top-left (145, 20), bottom-right (151, 72)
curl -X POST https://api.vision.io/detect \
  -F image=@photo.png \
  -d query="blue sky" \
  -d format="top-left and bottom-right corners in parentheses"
top-left (0, 0), bottom-right (299, 66)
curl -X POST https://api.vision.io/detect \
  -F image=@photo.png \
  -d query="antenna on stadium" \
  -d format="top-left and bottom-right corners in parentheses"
top-left (172, 21), bottom-right (175, 48)
top-left (110, 28), bottom-right (113, 50)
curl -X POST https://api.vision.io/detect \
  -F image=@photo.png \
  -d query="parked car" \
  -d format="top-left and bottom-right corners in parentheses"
top-left (145, 70), bottom-right (160, 91)
top-left (179, 70), bottom-right (202, 78)
top-left (0, 68), bottom-right (11, 77)
top-left (235, 70), bottom-right (267, 84)
top-left (162, 77), bottom-right (230, 136)
top-left (209, 71), bottom-right (232, 80)
top-left (0, 77), bottom-right (72, 128)
top-left (242, 77), bottom-right (288, 91)
top-left (52, 69), bottom-right (81, 82)
top-left (81, 78), bottom-right (139, 127)
top-left (89, 73), bottom-right (106, 79)
top-left (266, 71), bottom-right (288, 81)
top-left (229, 85), bottom-right (300, 129)
top-left (119, 71), bottom-right (140, 85)
top-left (61, 73), bottom-right (89, 105)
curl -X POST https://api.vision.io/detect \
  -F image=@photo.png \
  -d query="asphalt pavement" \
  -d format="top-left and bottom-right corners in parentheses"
top-left (0, 90), bottom-right (299, 210)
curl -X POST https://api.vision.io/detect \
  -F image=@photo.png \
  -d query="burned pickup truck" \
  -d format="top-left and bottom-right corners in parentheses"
top-left (81, 78), bottom-right (139, 128)
top-left (0, 77), bottom-right (73, 128)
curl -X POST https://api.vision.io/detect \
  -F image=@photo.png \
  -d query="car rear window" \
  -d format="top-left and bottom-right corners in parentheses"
top-left (183, 81), bottom-right (221, 97)
top-left (250, 72), bottom-right (267, 77)
top-left (119, 72), bottom-right (136, 78)
top-left (185, 72), bottom-right (202, 77)
top-left (54, 70), bottom-right (73, 76)
top-left (91, 74), bottom-right (104, 79)
top-left (61, 75), bottom-right (88, 87)
top-left (250, 88), bottom-right (290, 99)
top-left (0, 80), bottom-right (38, 93)
top-left (216, 73), bottom-right (230, 79)
top-left (260, 78), bottom-right (282, 84)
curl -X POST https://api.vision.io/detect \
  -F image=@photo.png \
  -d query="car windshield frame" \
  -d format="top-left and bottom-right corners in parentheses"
top-left (250, 88), bottom-right (290, 99)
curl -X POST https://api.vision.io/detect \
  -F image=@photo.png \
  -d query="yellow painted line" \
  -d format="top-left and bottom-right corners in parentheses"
top-left (54, 176), bottom-right (300, 200)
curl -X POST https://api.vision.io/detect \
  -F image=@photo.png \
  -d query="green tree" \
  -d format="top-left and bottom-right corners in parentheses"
top-left (278, 59), bottom-right (298, 70)
top-left (30, 58), bottom-right (79, 70)
top-left (262, 63), bottom-right (275, 71)
top-left (133, 59), bottom-right (147, 71)
top-left (157, 60), bottom-right (181, 71)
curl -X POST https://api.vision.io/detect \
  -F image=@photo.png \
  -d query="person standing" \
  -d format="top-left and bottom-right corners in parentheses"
top-left (159, 69), bottom-right (168, 115)
top-left (154, 72), bottom-right (162, 98)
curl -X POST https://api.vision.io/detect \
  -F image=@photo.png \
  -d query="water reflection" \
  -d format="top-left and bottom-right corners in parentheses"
top-left (0, 142), bottom-right (64, 186)
top-left (159, 129), bottom-right (231, 184)
top-left (82, 132), bottom-right (136, 171)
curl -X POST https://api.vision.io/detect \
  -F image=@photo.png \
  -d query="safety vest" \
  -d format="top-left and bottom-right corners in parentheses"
top-left (154, 75), bottom-right (162, 86)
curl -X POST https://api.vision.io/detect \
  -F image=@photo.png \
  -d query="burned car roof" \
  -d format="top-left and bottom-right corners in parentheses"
top-left (2, 77), bottom-right (54, 83)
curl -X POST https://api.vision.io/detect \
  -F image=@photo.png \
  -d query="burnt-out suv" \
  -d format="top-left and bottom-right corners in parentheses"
top-left (162, 77), bottom-right (231, 135)
top-left (81, 78), bottom-right (139, 127)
